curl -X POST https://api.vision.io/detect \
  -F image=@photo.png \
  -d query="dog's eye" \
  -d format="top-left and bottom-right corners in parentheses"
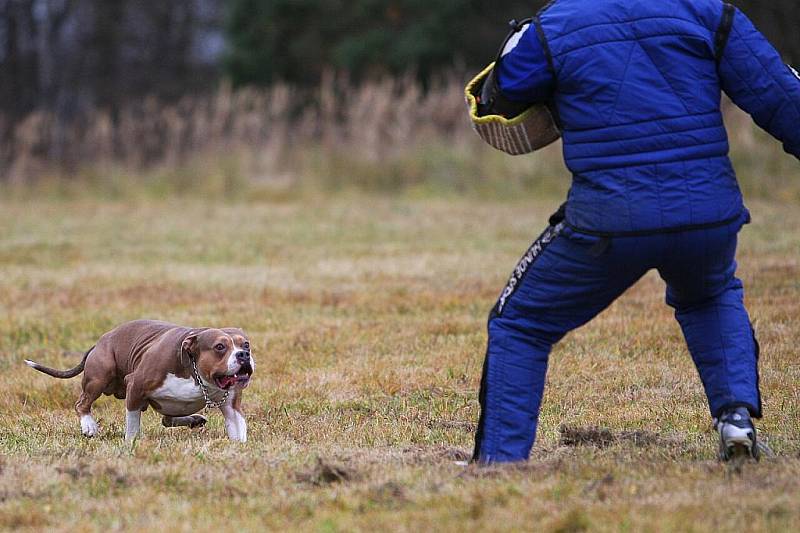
top-left (243, 342), bottom-right (250, 350)
top-left (214, 343), bottom-right (226, 352)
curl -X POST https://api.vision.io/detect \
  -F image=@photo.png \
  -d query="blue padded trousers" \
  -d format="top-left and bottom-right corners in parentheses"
top-left (472, 213), bottom-right (761, 464)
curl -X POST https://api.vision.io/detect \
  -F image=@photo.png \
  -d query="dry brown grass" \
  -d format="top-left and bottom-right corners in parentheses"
top-left (1, 76), bottom-right (472, 186)
top-left (0, 192), bottom-right (798, 531)
top-left (3, 76), bottom-right (798, 204)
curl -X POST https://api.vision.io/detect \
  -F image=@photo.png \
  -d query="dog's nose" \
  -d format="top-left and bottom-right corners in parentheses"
top-left (236, 350), bottom-right (250, 363)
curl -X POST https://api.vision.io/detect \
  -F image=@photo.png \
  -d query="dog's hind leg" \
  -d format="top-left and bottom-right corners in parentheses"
top-left (124, 375), bottom-right (151, 441)
top-left (75, 346), bottom-right (115, 438)
top-left (124, 390), bottom-right (146, 442)
top-left (125, 409), bottom-right (142, 441)
top-left (162, 415), bottom-right (207, 429)
top-left (75, 380), bottom-right (106, 437)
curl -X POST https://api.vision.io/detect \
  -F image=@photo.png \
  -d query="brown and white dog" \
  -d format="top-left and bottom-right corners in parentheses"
top-left (24, 320), bottom-right (254, 442)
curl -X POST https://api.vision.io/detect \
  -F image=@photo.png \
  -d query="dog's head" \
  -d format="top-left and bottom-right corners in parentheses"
top-left (182, 328), bottom-right (254, 390)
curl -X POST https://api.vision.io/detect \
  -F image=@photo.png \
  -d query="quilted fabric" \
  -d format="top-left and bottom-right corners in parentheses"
top-left (528, 0), bottom-right (800, 234)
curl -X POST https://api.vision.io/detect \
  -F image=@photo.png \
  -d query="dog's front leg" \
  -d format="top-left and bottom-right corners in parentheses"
top-left (219, 403), bottom-right (246, 442)
top-left (232, 391), bottom-right (246, 442)
top-left (125, 409), bottom-right (142, 441)
top-left (236, 410), bottom-right (247, 442)
top-left (124, 378), bottom-right (147, 442)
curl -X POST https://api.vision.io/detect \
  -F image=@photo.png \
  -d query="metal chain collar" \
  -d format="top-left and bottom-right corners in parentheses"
top-left (189, 355), bottom-right (229, 409)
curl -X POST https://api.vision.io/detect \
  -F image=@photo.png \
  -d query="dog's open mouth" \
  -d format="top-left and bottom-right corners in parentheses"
top-left (214, 370), bottom-right (252, 390)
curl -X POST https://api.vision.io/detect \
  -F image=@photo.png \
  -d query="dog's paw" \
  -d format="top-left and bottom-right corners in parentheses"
top-left (188, 415), bottom-right (207, 429)
top-left (80, 415), bottom-right (99, 437)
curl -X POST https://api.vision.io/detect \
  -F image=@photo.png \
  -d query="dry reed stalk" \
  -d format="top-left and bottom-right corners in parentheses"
top-left (1, 75), bottom-right (796, 202)
top-left (0, 74), bottom-right (475, 181)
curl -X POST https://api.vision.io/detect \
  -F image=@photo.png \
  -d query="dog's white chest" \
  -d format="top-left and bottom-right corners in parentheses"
top-left (149, 374), bottom-right (207, 416)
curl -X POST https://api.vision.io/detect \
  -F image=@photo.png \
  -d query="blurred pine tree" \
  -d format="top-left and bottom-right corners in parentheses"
top-left (223, 0), bottom-right (800, 87)
top-left (224, 0), bottom-right (551, 86)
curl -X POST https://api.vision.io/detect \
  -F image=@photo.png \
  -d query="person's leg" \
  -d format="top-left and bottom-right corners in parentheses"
top-left (472, 225), bottom-right (651, 464)
top-left (659, 223), bottom-right (761, 421)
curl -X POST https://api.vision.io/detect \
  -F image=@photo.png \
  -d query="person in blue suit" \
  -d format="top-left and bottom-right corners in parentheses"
top-left (472, 0), bottom-right (800, 463)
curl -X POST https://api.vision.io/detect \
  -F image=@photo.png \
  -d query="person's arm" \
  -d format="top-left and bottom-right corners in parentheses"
top-left (495, 21), bottom-right (556, 106)
top-left (468, 19), bottom-right (561, 155)
top-left (719, 7), bottom-right (800, 160)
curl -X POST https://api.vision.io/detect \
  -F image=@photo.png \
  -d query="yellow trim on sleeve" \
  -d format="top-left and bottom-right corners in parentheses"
top-left (465, 62), bottom-right (538, 127)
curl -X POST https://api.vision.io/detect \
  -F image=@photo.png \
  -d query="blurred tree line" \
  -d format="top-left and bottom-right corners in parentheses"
top-left (1, 0), bottom-right (799, 119)
top-left (225, 0), bottom-right (800, 86)
top-left (224, 0), bottom-right (542, 86)
top-left (0, 0), bottom-right (224, 120)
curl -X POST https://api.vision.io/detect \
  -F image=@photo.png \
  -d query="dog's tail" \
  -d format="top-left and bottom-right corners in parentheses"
top-left (24, 346), bottom-right (94, 379)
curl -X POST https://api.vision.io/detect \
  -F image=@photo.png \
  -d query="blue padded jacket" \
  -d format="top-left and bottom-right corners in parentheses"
top-left (500, 0), bottom-right (800, 234)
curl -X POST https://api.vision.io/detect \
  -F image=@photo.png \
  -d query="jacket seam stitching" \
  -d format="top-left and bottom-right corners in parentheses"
top-left (607, 42), bottom-right (637, 126)
top-left (548, 15), bottom-right (716, 42)
top-left (567, 137), bottom-right (728, 160)
top-left (553, 32), bottom-right (713, 58)
top-left (714, 3), bottom-right (736, 63)
top-left (633, 37), bottom-right (692, 115)
top-left (622, 165), bottom-right (634, 230)
top-left (567, 151), bottom-right (730, 171)
top-left (565, 111), bottom-right (721, 132)
top-left (567, 123), bottom-right (726, 146)
top-left (683, 159), bottom-right (695, 226)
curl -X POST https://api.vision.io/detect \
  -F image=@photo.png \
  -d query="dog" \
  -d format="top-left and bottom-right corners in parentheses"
top-left (25, 320), bottom-right (254, 442)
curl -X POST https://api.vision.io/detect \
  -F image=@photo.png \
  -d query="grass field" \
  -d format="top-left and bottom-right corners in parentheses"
top-left (1, 193), bottom-right (799, 532)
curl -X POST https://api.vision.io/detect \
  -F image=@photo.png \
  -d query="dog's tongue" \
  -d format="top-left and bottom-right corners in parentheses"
top-left (218, 375), bottom-right (237, 389)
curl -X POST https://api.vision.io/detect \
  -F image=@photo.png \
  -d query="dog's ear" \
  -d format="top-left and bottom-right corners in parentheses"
top-left (180, 333), bottom-right (199, 367)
